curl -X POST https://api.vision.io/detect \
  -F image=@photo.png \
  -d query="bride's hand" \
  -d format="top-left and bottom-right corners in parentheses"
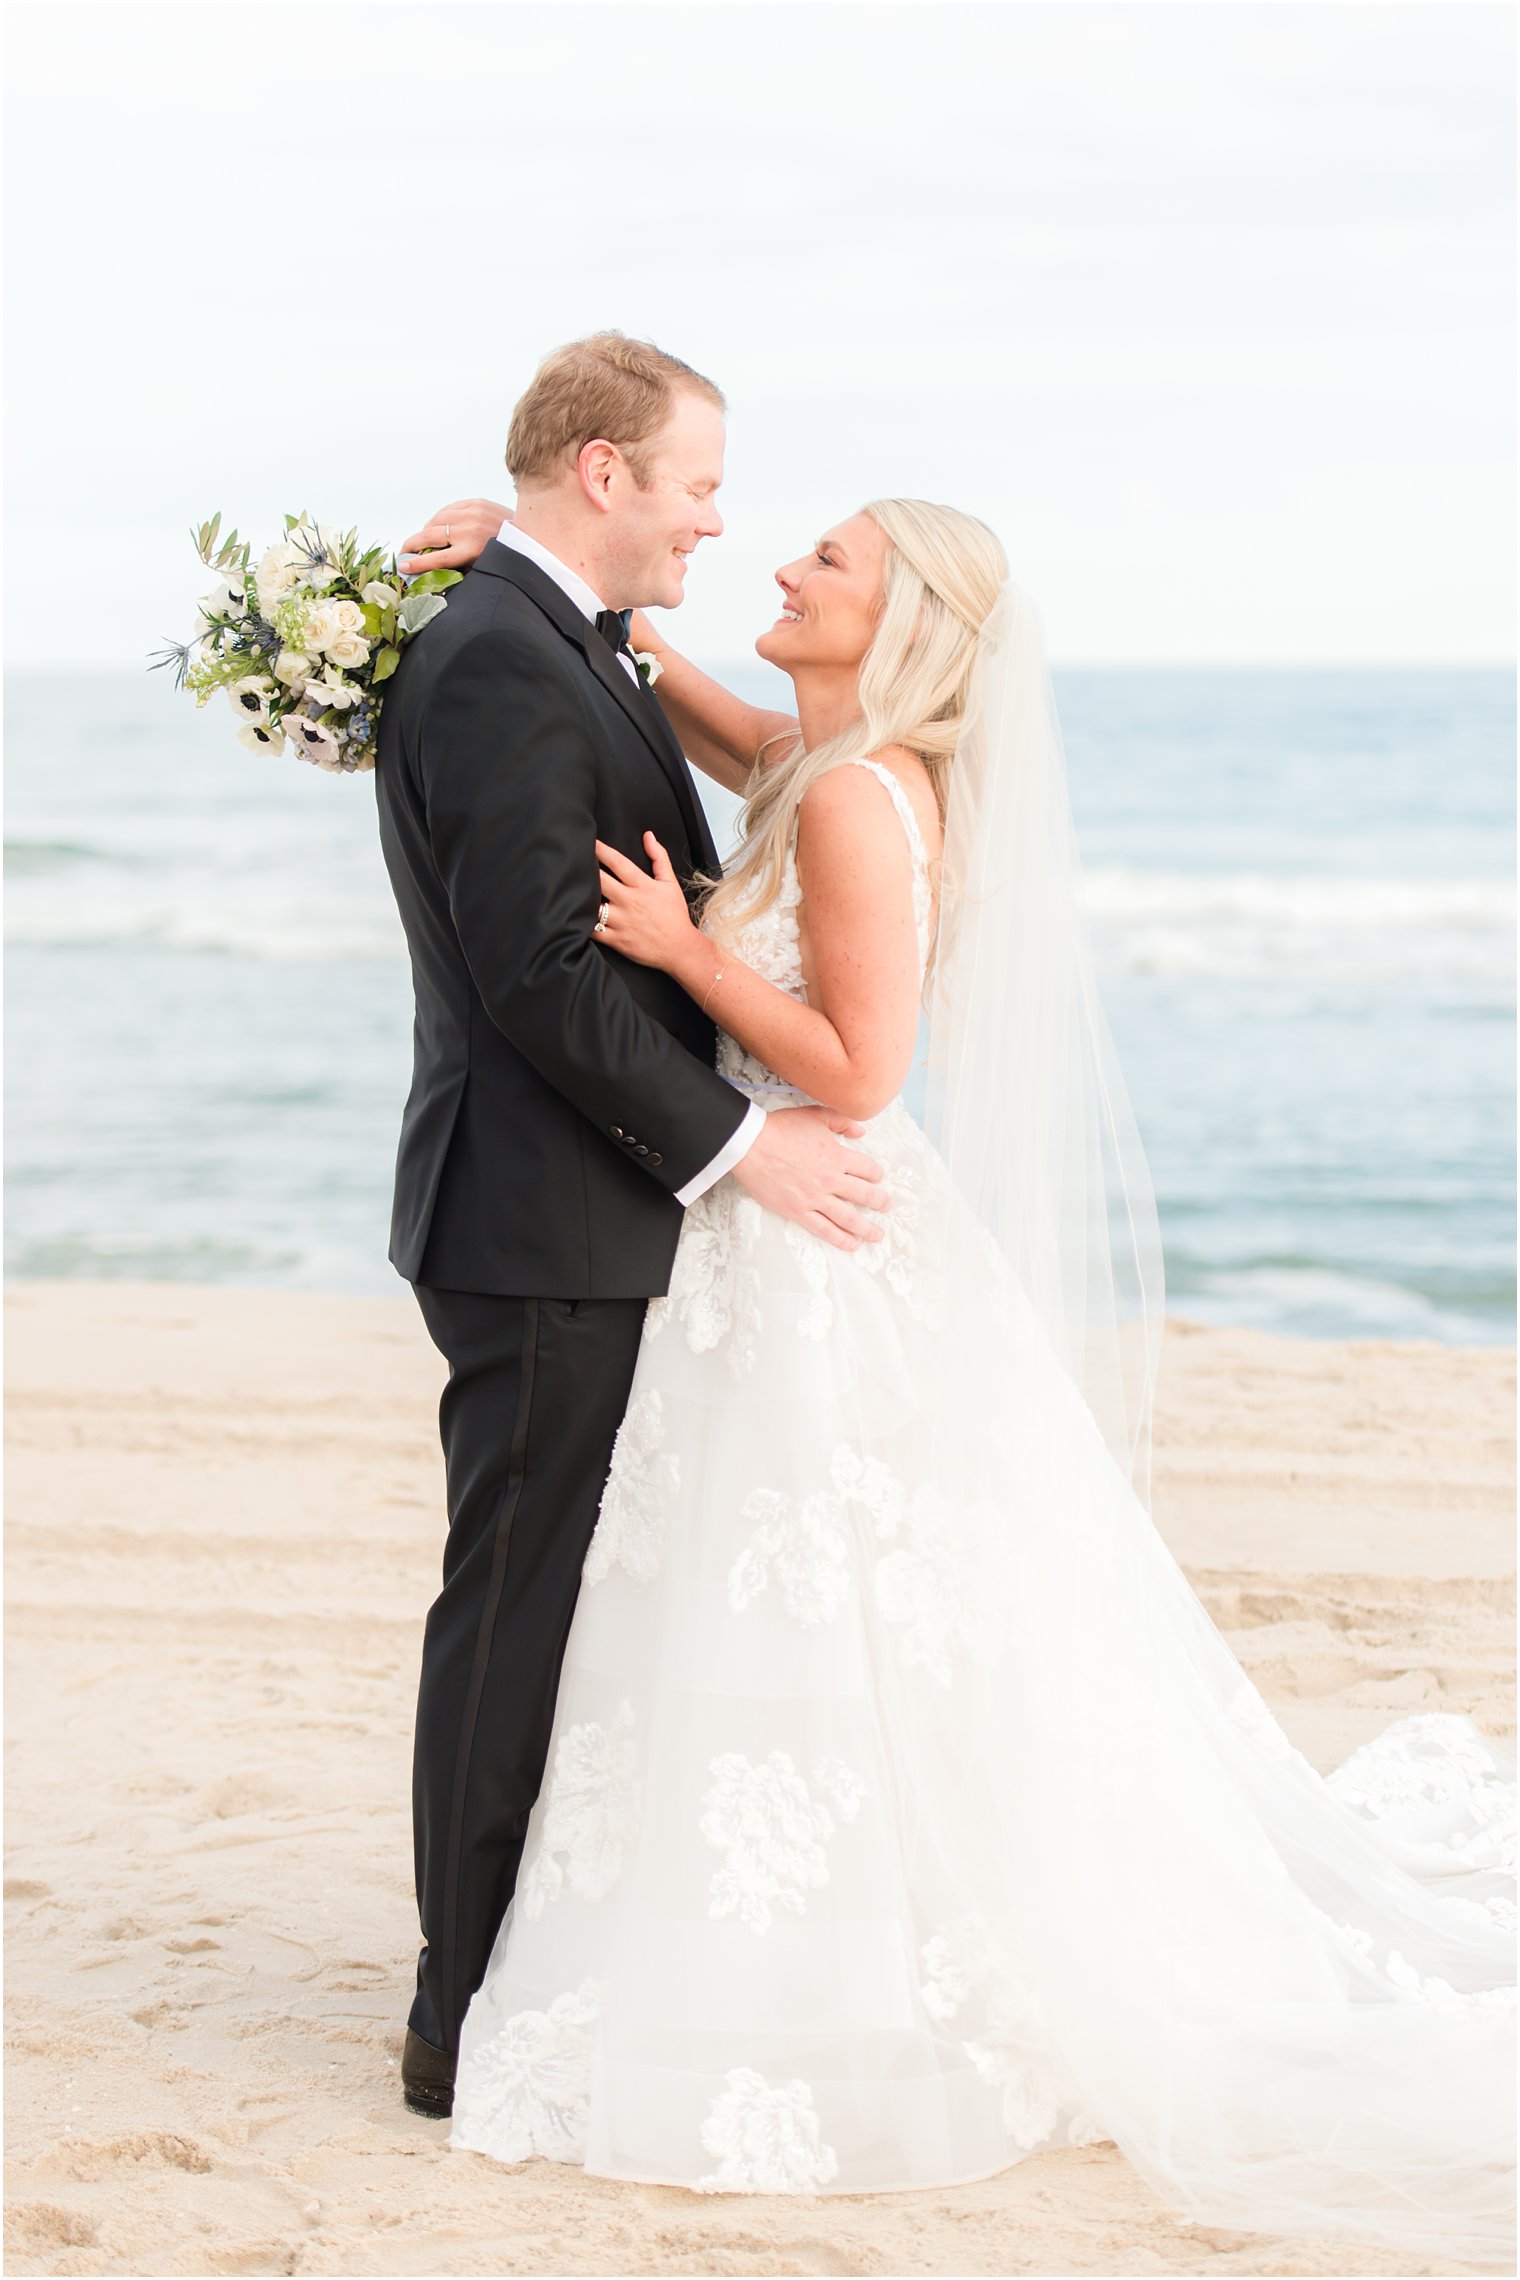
top-left (594, 833), bottom-right (702, 977)
top-left (397, 498), bottom-right (512, 577)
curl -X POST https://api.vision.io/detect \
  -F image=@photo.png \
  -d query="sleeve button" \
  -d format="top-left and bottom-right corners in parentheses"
top-left (610, 1126), bottom-right (624, 1140)
top-left (648, 1152), bottom-right (662, 1166)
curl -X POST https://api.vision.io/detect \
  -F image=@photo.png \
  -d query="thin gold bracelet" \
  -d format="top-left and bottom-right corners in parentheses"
top-left (699, 961), bottom-right (728, 1016)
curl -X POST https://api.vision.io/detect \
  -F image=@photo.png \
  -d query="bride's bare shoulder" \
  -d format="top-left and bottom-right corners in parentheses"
top-left (796, 744), bottom-right (942, 872)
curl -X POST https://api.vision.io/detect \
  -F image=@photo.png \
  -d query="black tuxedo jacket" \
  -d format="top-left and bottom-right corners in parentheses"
top-left (375, 540), bottom-right (749, 1297)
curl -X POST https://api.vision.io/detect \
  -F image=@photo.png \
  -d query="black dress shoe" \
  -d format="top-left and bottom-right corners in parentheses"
top-left (401, 2026), bottom-right (456, 2119)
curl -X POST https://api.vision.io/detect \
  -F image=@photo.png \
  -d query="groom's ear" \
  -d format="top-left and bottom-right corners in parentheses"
top-left (577, 438), bottom-right (623, 513)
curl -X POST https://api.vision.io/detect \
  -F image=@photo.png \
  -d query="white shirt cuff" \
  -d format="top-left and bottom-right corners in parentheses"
top-left (675, 1099), bottom-right (765, 1207)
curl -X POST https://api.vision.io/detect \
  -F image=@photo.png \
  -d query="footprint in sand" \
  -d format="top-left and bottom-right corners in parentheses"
top-left (196, 1772), bottom-right (288, 1821)
top-left (40, 2128), bottom-right (214, 2180)
top-left (100, 1916), bottom-right (153, 1941)
top-left (3, 2203), bottom-right (99, 2256)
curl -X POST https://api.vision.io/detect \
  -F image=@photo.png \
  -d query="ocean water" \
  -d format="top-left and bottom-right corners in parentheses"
top-left (5, 665), bottom-right (1514, 1344)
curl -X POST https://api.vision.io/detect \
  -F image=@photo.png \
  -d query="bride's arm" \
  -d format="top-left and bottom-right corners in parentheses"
top-left (595, 766), bottom-right (922, 1122)
top-left (624, 613), bottom-right (799, 796)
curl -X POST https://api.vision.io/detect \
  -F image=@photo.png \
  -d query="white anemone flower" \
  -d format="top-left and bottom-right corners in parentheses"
top-left (195, 573), bottom-right (246, 633)
top-left (286, 714), bottom-right (345, 771)
top-left (312, 664), bottom-right (361, 709)
top-left (237, 721), bottom-right (285, 756)
top-left (228, 674), bottom-right (277, 726)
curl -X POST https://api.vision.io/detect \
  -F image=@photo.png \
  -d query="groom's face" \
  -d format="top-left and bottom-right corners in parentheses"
top-left (600, 391), bottom-right (726, 611)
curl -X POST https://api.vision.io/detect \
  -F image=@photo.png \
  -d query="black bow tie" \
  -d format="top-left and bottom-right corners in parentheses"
top-left (594, 607), bottom-right (633, 657)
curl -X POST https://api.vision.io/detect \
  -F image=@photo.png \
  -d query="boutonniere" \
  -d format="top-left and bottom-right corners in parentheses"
top-left (632, 650), bottom-right (664, 689)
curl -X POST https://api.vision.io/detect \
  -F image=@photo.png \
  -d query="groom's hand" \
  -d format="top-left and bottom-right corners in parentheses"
top-left (397, 498), bottom-right (511, 576)
top-left (731, 1107), bottom-right (888, 1252)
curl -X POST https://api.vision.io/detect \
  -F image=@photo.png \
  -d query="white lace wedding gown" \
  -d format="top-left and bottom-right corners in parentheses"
top-left (451, 762), bottom-right (1515, 2260)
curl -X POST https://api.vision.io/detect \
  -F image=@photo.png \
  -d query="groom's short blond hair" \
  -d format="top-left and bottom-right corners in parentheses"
top-left (506, 331), bottom-right (725, 491)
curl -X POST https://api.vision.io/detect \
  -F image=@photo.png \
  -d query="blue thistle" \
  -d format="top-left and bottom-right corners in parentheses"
top-left (148, 638), bottom-right (195, 688)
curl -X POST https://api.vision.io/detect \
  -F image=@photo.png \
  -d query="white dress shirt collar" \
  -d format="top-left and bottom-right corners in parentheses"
top-left (493, 521), bottom-right (609, 626)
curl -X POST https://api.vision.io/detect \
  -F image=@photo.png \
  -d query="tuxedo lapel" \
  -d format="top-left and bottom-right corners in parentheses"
top-left (578, 629), bottom-right (722, 879)
top-left (471, 541), bottom-right (721, 879)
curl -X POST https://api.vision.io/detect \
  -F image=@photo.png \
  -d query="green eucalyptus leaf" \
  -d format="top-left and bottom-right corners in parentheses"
top-left (407, 567), bottom-right (463, 597)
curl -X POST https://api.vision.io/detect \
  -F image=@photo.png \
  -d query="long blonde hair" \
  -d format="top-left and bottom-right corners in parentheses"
top-left (699, 497), bottom-right (1009, 949)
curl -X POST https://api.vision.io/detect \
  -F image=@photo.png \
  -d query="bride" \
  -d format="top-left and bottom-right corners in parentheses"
top-left (439, 498), bottom-right (1513, 2258)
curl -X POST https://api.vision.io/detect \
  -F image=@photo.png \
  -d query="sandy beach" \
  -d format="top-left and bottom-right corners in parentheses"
top-left (4, 1281), bottom-right (1513, 2278)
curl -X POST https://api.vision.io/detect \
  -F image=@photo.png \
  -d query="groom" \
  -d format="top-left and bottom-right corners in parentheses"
top-left (376, 332), bottom-right (886, 2119)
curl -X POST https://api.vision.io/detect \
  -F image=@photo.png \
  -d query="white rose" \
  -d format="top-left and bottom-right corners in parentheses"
top-left (274, 649), bottom-right (314, 689)
top-left (324, 629), bottom-right (370, 669)
top-left (238, 721), bottom-right (285, 756)
top-left (362, 581), bottom-right (400, 609)
top-left (313, 664), bottom-right (361, 709)
top-left (301, 602), bottom-right (341, 653)
top-left (328, 597), bottom-right (365, 635)
top-left (227, 674), bottom-right (276, 726)
top-left (254, 545), bottom-right (303, 617)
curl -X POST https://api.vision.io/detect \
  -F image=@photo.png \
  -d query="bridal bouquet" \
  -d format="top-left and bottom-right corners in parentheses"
top-left (151, 514), bottom-right (460, 773)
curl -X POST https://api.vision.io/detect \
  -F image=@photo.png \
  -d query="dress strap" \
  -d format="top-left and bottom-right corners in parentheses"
top-left (838, 757), bottom-right (930, 871)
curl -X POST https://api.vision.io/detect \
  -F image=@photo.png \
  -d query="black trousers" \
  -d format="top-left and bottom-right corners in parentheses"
top-left (408, 1284), bottom-right (647, 2053)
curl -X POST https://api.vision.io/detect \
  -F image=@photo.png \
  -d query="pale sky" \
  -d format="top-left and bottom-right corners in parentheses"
top-left (4, 0), bottom-right (1514, 667)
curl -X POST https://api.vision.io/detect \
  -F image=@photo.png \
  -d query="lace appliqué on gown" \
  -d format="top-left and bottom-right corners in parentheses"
top-left (728, 1483), bottom-right (854, 1626)
top-left (918, 1914), bottom-right (1111, 2153)
top-left (1327, 1713), bottom-right (1517, 1877)
top-left (643, 1177), bottom-right (766, 1378)
top-left (518, 1701), bottom-right (640, 1918)
top-left (872, 1479), bottom-right (972, 1687)
top-left (459, 1979), bottom-right (601, 2163)
top-left (701, 1750), bottom-right (865, 1935)
top-left (695, 2067), bottom-right (840, 2193)
top-left (726, 1442), bottom-right (900, 1628)
top-left (583, 1391), bottom-right (678, 1587)
top-left (723, 1440), bottom-right (974, 1683)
